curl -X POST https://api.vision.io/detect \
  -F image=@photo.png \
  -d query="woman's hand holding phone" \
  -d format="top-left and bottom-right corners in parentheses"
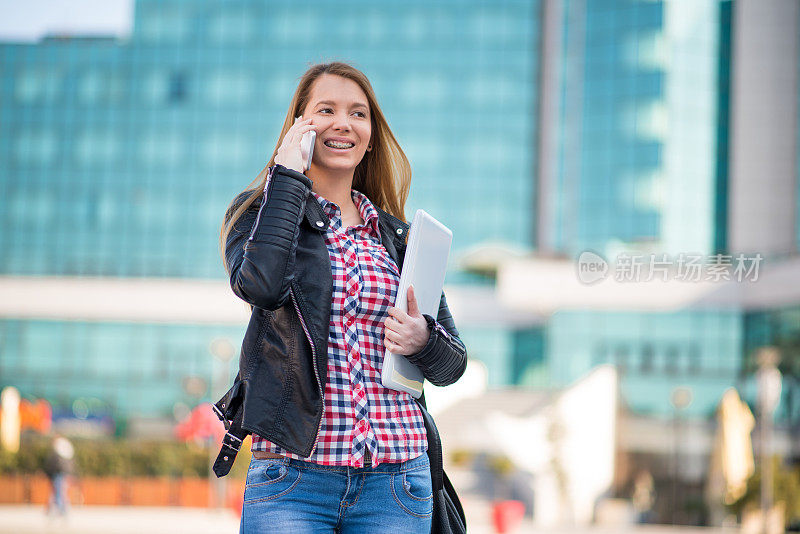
top-left (274, 116), bottom-right (316, 173)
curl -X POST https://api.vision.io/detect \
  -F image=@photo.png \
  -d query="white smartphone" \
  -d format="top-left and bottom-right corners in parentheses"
top-left (296, 116), bottom-right (315, 172)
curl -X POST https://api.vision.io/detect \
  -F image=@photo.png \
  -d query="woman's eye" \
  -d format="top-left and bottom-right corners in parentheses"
top-left (317, 108), bottom-right (367, 118)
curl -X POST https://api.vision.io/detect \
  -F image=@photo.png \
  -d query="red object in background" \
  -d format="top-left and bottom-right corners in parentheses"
top-left (227, 482), bottom-right (244, 517)
top-left (174, 403), bottom-right (225, 443)
top-left (19, 399), bottom-right (52, 434)
top-left (491, 500), bottom-right (525, 534)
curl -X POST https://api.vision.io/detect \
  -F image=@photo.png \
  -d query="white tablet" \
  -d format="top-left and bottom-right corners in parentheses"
top-left (381, 209), bottom-right (452, 398)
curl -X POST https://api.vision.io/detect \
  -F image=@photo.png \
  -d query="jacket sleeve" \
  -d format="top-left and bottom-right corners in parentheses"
top-left (403, 290), bottom-right (468, 387)
top-left (225, 164), bottom-right (312, 310)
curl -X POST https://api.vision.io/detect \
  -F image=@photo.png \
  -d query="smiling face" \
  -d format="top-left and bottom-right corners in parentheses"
top-left (301, 74), bottom-right (372, 174)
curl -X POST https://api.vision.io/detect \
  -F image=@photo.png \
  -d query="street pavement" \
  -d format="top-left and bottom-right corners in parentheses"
top-left (0, 504), bottom-right (741, 533)
top-left (0, 505), bottom-right (241, 534)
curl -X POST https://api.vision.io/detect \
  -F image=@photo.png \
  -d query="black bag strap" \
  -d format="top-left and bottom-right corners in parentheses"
top-left (415, 399), bottom-right (444, 491)
top-left (211, 378), bottom-right (248, 477)
top-left (212, 422), bottom-right (248, 477)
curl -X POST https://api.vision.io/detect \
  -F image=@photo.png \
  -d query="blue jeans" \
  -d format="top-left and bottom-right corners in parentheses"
top-left (47, 474), bottom-right (68, 515)
top-left (240, 453), bottom-right (433, 533)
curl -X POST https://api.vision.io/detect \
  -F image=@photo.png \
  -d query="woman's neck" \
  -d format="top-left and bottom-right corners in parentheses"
top-left (306, 165), bottom-right (363, 226)
top-left (307, 165), bottom-right (355, 209)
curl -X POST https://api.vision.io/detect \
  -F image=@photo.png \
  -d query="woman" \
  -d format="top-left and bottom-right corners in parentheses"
top-left (215, 61), bottom-right (468, 533)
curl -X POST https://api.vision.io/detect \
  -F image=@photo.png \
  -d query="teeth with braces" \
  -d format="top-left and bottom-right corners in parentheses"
top-left (325, 140), bottom-right (354, 149)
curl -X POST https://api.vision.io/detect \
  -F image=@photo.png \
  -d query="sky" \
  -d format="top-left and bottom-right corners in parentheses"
top-left (0, 0), bottom-right (132, 42)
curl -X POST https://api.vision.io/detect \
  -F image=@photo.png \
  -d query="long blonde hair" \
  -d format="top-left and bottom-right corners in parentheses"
top-left (219, 61), bottom-right (412, 273)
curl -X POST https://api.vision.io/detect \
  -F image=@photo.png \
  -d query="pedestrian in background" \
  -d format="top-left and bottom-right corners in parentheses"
top-left (632, 470), bottom-right (655, 524)
top-left (44, 434), bottom-right (74, 516)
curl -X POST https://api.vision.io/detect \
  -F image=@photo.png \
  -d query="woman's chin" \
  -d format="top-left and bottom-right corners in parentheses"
top-left (313, 159), bottom-right (360, 172)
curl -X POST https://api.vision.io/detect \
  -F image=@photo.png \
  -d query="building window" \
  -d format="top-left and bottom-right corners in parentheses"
top-left (208, 12), bottom-right (254, 44)
top-left (15, 68), bottom-right (63, 104)
top-left (202, 132), bottom-right (249, 169)
top-left (75, 130), bottom-right (120, 166)
top-left (14, 128), bottom-right (58, 165)
top-left (593, 343), bottom-right (608, 366)
top-left (664, 345), bottom-right (679, 376)
top-left (205, 71), bottom-right (252, 106)
top-left (78, 69), bottom-right (126, 104)
top-left (142, 70), bottom-right (189, 105)
top-left (140, 131), bottom-right (184, 166)
top-left (640, 343), bottom-right (654, 374)
top-left (168, 72), bottom-right (188, 103)
top-left (687, 344), bottom-right (701, 374)
top-left (614, 345), bottom-right (629, 374)
top-left (139, 9), bottom-right (190, 42)
top-left (143, 70), bottom-right (168, 104)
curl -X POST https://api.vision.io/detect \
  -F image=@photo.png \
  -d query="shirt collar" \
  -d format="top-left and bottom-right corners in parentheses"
top-left (311, 189), bottom-right (382, 241)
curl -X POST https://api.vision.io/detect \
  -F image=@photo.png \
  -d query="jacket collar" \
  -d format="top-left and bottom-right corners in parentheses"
top-left (375, 206), bottom-right (409, 264)
top-left (303, 192), bottom-right (409, 248)
top-left (309, 189), bottom-right (382, 241)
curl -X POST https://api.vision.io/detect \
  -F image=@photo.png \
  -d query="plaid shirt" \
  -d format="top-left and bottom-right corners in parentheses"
top-left (252, 189), bottom-right (427, 468)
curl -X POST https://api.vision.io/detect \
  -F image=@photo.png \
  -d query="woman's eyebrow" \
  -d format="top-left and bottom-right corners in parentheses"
top-left (314, 100), bottom-right (369, 110)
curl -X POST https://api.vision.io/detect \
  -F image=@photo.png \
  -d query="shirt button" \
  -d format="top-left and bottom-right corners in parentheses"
top-left (349, 287), bottom-right (358, 296)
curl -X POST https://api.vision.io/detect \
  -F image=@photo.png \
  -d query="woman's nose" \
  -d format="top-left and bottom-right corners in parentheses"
top-left (331, 112), bottom-right (352, 130)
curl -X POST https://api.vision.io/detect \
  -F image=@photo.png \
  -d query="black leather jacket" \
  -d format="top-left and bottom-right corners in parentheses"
top-left (212, 164), bottom-right (468, 477)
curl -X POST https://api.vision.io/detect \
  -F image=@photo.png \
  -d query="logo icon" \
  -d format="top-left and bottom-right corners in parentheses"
top-left (577, 250), bottom-right (609, 284)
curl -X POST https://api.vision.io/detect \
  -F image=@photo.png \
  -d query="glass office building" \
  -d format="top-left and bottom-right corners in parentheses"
top-left (0, 0), bottom-right (541, 425)
top-left (543, 0), bottom-right (740, 417)
top-left (533, 0), bottom-right (799, 419)
top-left (547, 0), bottom-right (730, 258)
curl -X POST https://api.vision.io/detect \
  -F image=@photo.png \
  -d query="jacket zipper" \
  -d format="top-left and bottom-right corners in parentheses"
top-left (247, 165), bottom-right (276, 244)
top-left (289, 287), bottom-right (325, 455)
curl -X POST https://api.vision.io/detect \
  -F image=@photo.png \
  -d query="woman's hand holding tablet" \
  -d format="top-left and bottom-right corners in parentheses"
top-left (383, 285), bottom-right (430, 355)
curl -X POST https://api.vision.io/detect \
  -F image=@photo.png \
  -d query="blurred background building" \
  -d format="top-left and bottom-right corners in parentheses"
top-left (1, 0), bottom-right (799, 527)
top-left (0, 0), bottom-right (546, 431)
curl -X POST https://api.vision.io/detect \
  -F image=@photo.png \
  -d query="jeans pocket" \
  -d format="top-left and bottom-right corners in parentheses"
top-left (391, 467), bottom-right (433, 518)
top-left (243, 459), bottom-right (301, 503)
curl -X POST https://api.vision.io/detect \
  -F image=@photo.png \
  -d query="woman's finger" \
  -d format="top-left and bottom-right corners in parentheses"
top-left (384, 328), bottom-right (402, 344)
top-left (406, 286), bottom-right (421, 317)
top-left (285, 116), bottom-right (311, 139)
top-left (387, 307), bottom-right (407, 322)
top-left (385, 338), bottom-right (404, 354)
top-left (287, 123), bottom-right (316, 145)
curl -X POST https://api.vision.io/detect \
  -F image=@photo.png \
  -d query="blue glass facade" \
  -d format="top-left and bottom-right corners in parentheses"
top-left (1, 319), bottom-right (244, 423)
top-left (547, 309), bottom-right (743, 417)
top-left (536, 0), bottom-right (750, 416)
top-left (554, 0), bottom-right (664, 255)
top-left (554, 0), bottom-right (726, 258)
top-left (2, 1), bottom-right (540, 279)
top-left (743, 306), bottom-right (800, 424)
top-left (0, 0), bottom-right (541, 422)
